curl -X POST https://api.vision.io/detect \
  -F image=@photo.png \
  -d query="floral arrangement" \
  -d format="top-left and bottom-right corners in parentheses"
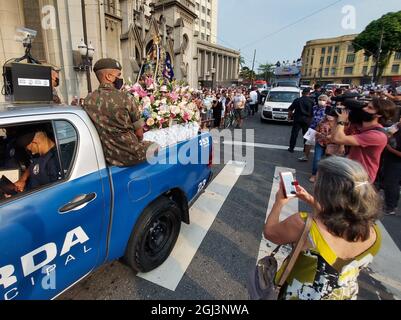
top-left (124, 79), bottom-right (201, 132)
top-left (124, 79), bottom-right (202, 148)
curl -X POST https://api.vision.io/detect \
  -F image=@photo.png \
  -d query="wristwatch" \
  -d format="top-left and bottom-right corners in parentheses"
top-left (337, 121), bottom-right (346, 126)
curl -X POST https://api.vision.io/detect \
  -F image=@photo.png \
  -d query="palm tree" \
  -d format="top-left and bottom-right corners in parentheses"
top-left (239, 55), bottom-right (246, 68)
top-left (257, 63), bottom-right (275, 82)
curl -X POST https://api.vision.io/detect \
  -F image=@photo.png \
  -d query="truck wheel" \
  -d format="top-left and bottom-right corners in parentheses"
top-left (124, 197), bottom-right (182, 273)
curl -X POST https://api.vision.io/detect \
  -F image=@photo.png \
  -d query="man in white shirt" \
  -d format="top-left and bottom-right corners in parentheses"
top-left (249, 87), bottom-right (259, 116)
top-left (233, 89), bottom-right (246, 128)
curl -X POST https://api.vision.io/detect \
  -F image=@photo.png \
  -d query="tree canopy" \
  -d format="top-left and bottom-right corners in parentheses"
top-left (257, 63), bottom-right (275, 82)
top-left (353, 11), bottom-right (401, 81)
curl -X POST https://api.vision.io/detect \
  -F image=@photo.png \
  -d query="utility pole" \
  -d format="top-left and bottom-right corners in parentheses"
top-left (372, 27), bottom-right (384, 86)
top-left (251, 49), bottom-right (256, 87)
top-left (81, 0), bottom-right (92, 93)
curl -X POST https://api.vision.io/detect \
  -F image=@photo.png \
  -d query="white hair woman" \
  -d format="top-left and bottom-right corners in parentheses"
top-left (264, 156), bottom-right (382, 300)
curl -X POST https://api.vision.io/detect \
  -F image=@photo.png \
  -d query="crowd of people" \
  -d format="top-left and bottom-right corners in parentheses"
top-left (287, 84), bottom-right (401, 216)
top-left (193, 86), bottom-right (262, 129)
top-left (261, 83), bottom-right (401, 300)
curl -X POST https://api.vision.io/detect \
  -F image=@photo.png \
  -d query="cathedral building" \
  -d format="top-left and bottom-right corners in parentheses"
top-left (0, 0), bottom-right (240, 103)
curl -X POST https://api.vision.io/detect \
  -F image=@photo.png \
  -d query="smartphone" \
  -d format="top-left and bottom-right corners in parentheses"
top-left (280, 172), bottom-right (297, 198)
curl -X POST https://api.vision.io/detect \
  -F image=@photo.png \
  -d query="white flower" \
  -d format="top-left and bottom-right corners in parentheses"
top-left (178, 101), bottom-right (187, 109)
top-left (142, 96), bottom-right (151, 105)
top-left (170, 105), bottom-right (181, 115)
top-left (187, 110), bottom-right (195, 119)
top-left (187, 102), bottom-right (196, 111)
top-left (159, 104), bottom-right (170, 113)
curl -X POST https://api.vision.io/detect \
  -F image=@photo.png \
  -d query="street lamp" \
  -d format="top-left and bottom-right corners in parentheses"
top-left (74, 39), bottom-right (95, 92)
top-left (76, 39), bottom-right (95, 70)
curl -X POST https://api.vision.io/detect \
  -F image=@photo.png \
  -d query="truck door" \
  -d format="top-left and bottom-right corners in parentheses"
top-left (0, 116), bottom-right (109, 300)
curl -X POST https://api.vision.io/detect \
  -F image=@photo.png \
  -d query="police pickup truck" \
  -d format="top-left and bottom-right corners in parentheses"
top-left (0, 104), bottom-right (213, 300)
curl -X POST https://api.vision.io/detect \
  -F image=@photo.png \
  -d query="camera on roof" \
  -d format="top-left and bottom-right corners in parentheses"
top-left (15, 27), bottom-right (37, 47)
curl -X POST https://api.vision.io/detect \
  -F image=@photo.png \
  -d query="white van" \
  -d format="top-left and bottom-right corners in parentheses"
top-left (261, 87), bottom-right (301, 122)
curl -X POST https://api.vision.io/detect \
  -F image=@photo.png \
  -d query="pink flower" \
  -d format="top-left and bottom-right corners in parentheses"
top-left (169, 92), bottom-right (179, 103)
top-left (183, 112), bottom-right (190, 122)
top-left (149, 95), bottom-right (155, 103)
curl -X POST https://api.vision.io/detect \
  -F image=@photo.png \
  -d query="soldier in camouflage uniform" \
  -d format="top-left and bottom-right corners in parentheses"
top-left (83, 58), bottom-right (157, 167)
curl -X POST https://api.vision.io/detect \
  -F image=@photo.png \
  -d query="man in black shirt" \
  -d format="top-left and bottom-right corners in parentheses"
top-left (382, 122), bottom-right (401, 215)
top-left (287, 88), bottom-right (315, 153)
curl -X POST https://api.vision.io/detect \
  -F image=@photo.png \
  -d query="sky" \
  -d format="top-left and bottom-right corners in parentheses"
top-left (218, 0), bottom-right (401, 70)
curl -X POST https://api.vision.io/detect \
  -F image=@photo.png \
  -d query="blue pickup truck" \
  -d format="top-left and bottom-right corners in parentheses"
top-left (0, 104), bottom-right (213, 300)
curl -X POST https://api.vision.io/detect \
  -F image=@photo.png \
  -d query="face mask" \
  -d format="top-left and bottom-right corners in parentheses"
top-left (55, 78), bottom-right (60, 88)
top-left (113, 77), bottom-right (124, 90)
top-left (361, 110), bottom-right (377, 123)
top-left (318, 101), bottom-right (326, 107)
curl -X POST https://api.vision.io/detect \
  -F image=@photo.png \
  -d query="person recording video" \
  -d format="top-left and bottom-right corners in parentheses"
top-left (332, 97), bottom-right (396, 182)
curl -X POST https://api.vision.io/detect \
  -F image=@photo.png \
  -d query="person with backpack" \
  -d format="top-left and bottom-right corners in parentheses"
top-left (332, 98), bottom-right (397, 183)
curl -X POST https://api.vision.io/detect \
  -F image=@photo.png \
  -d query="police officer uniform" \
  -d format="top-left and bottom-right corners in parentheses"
top-left (17, 132), bottom-right (62, 191)
top-left (28, 147), bottom-right (61, 190)
top-left (83, 58), bottom-right (155, 167)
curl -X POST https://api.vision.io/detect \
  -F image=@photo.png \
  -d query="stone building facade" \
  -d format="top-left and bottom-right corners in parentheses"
top-left (0, 0), bottom-right (239, 103)
top-left (301, 34), bottom-right (401, 86)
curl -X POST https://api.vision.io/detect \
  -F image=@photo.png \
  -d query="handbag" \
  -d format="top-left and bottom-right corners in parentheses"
top-left (248, 215), bottom-right (313, 300)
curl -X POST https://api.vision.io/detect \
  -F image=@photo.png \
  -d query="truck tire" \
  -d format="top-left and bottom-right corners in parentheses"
top-left (124, 197), bottom-right (182, 273)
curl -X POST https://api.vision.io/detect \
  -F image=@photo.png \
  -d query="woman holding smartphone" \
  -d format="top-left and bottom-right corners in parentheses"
top-left (264, 157), bottom-right (382, 300)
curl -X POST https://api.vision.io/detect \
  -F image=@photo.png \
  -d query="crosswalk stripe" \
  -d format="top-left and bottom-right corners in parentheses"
top-left (369, 223), bottom-right (401, 298)
top-left (223, 141), bottom-right (306, 152)
top-left (138, 161), bottom-right (246, 291)
top-left (257, 167), bottom-right (297, 264)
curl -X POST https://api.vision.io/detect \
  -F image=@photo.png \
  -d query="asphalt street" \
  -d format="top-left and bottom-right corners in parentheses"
top-left (59, 110), bottom-right (401, 301)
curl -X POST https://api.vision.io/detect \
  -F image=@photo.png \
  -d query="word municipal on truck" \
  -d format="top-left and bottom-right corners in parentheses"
top-left (1, 227), bottom-right (90, 300)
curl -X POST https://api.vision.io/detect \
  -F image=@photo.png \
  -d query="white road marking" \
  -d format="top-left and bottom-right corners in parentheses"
top-left (369, 223), bottom-right (401, 299)
top-left (138, 161), bottom-right (246, 291)
top-left (222, 141), bottom-right (307, 153)
top-left (257, 167), bottom-right (298, 264)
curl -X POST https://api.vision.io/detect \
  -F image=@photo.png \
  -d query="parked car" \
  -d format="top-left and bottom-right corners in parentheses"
top-left (0, 104), bottom-right (213, 300)
top-left (261, 87), bottom-right (302, 122)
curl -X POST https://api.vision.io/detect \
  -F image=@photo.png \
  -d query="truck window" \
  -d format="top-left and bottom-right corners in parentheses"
top-left (54, 121), bottom-right (78, 177)
top-left (0, 121), bottom-right (78, 202)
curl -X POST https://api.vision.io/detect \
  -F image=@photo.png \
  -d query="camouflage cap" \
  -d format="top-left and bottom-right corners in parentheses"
top-left (93, 58), bottom-right (122, 73)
